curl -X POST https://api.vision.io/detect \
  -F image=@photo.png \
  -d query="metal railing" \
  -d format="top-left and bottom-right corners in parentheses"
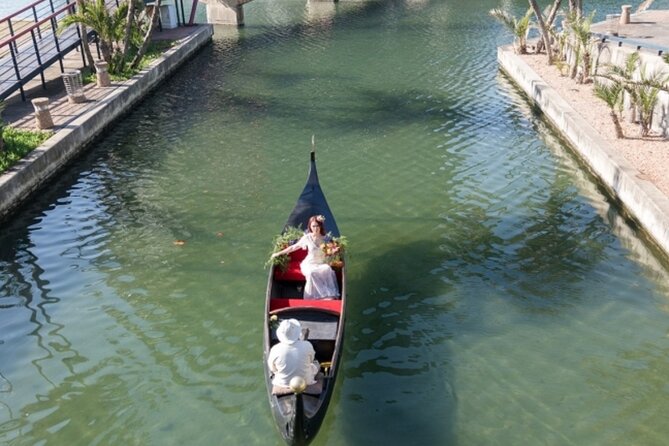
top-left (593, 32), bottom-right (668, 57)
top-left (0, 0), bottom-right (126, 102)
top-left (0, 0), bottom-right (199, 102)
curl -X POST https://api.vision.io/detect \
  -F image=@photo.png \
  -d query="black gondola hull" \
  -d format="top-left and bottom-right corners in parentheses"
top-left (264, 151), bottom-right (346, 446)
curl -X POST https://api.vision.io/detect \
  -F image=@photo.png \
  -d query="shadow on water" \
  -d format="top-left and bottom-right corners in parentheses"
top-left (328, 239), bottom-right (457, 446)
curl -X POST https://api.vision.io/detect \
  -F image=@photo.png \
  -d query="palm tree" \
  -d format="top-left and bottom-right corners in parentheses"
top-left (565, 11), bottom-right (595, 83)
top-left (594, 81), bottom-right (625, 138)
top-left (121, 0), bottom-right (136, 69)
top-left (130, 0), bottom-right (162, 70)
top-left (59, 0), bottom-right (129, 73)
top-left (75, 0), bottom-right (97, 72)
top-left (596, 52), bottom-right (669, 137)
top-left (635, 68), bottom-right (669, 136)
top-left (536, 0), bottom-right (562, 54)
top-left (489, 8), bottom-right (534, 55)
top-left (528, 0), bottom-right (554, 63)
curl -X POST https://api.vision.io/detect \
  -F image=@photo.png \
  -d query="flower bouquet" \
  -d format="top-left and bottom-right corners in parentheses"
top-left (323, 234), bottom-right (347, 270)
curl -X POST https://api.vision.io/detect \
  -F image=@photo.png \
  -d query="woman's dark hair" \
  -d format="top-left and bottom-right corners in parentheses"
top-left (307, 215), bottom-right (326, 236)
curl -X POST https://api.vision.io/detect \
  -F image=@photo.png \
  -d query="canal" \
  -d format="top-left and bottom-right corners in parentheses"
top-left (2, 0), bottom-right (669, 444)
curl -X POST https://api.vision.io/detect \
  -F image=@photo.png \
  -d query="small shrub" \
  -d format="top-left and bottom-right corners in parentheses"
top-left (0, 127), bottom-right (52, 173)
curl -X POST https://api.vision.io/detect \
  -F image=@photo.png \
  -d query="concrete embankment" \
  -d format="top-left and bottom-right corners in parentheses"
top-left (0, 25), bottom-right (214, 222)
top-left (497, 46), bottom-right (669, 257)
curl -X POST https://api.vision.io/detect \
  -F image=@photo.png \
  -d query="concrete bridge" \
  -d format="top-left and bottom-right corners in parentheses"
top-left (199, 0), bottom-right (336, 26)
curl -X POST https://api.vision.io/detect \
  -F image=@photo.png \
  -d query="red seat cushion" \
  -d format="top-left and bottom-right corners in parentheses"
top-left (274, 249), bottom-right (307, 281)
top-left (270, 298), bottom-right (342, 314)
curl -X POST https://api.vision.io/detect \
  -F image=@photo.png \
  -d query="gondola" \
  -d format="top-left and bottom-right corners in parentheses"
top-left (263, 150), bottom-right (346, 446)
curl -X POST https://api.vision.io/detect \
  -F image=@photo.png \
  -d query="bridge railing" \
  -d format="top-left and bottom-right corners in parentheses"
top-left (1, 1), bottom-right (74, 58)
top-left (0, 0), bottom-right (123, 102)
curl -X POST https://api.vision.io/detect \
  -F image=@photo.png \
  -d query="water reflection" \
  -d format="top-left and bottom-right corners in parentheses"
top-left (341, 240), bottom-right (456, 445)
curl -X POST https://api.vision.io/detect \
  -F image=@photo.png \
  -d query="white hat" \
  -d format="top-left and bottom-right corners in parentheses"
top-left (276, 319), bottom-right (301, 344)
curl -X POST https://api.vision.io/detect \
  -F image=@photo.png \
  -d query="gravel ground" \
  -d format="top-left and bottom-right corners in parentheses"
top-left (519, 53), bottom-right (669, 196)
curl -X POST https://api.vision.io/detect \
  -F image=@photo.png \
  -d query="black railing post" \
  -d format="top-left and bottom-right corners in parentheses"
top-left (30, 29), bottom-right (47, 89)
top-left (50, 16), bottom-right (65, 72)
top-left (179, 0), bottom-right (186, 26)
top-left (32, 6), bottom-right (43, 40)
top-left (8, 19), bottom-right (19, 55)
top-left (8, 44), bottom-right (26, 102)
top-left (75, 25), bottom-right (87, 68)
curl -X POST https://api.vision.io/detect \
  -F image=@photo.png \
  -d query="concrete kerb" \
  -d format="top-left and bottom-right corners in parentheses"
top-left (0, 25), bottom-right (214, 221)
top-left (497, 45), bottom-right (669, 257)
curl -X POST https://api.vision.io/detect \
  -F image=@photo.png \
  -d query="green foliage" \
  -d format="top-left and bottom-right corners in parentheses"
top-left (330, 234), bottom-right (348, 252)
top-left (594, 81), bottom-right (625, 138)
top-left (266, 226), bottom-right (305, 270)
top-left (60, 0), bottom-right (128, 40)
top-left (0, 127), bottom-right (52, 173)
top-left (635, 68), bottom-right (669, 136)
top-left (564, 10), bottom-right (597, 82)
top-left (594, 81), bottom-right (623, 111)
top-left (81, 40), bottom-right (176, 81)
top-left (117, 40), bottom-right (176, 77)
top-left (489, 8), bottom-right (534, 54)
top-left (596, 52), bottom-right (669, 136)
top-left (59, 0), bottom-right (159, 75)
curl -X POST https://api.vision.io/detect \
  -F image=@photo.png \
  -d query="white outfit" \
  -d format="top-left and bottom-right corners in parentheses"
top-left (296, 233), bottom-right (340, 299)
top-left (268, 339), bottom-right (319, 387)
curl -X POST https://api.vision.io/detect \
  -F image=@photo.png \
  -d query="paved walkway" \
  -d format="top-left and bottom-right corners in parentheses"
top-left (1, 26), bottom-right (201, 132)
top-left (590, 9), bottom-right (669, 53)
top-left (0, 23), bottom-right (213, 221)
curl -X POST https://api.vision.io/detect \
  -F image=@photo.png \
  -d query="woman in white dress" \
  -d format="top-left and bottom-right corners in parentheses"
top-left (271, 215), bottom-right (340, 300)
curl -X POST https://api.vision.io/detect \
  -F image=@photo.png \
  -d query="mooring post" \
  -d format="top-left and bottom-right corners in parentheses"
top-left (95, 60), bottom-right (111, 87)
top-left (31, 97), bottom-right (54, 130)
top-left (619, 5), bottom-right (632, 25)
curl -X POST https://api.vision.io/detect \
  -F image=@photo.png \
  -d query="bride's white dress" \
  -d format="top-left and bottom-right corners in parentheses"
top-left (296, 233), bottom-right (340, 299)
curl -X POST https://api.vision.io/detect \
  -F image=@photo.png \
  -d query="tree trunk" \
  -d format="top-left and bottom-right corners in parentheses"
top-left (80, 24), bottom-right (97, 72)
top-left (569, 0), bottom-right (583, 19)
top-left (120, 0), bottom-right (136, 72)
top-left (528, 0), bottom-right (553, 63)
top-left (568, 0), bottom-right (582, 18)
top-left (637, 0), bottom-right (655, 13)
top-left (611, 111), bottom-right (624, 138)
top-left (99, 40), bottom-right (113, 65)
top-left (76, 0), bottom-right (96, 72)
top-left (536, 0), bottom-right (562, 53)
top-left (581, 51), bottom-right (591, 83)
top-left (130, 0), bottom-right (161, 70)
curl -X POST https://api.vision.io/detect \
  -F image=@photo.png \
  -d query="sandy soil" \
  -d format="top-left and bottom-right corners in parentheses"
top-left (519, 53), bottom-right (669, 196)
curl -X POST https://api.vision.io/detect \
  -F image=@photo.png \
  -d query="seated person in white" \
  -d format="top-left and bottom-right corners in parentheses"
top-left (268, 319), bottom-right (319, 388)
top-left (270, 215), bottom-right (340, 300)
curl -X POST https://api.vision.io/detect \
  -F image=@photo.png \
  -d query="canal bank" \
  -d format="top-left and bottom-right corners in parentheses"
top-left (0, 24), bottom-right (214, 222)
top-left (498, 45), bottom-right (669, 258)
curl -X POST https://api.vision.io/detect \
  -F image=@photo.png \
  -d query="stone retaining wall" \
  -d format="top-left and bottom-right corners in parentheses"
top-left (498, 45), bottom-right (669, 257)
top-left (0, 25), bottom-right (214, 222)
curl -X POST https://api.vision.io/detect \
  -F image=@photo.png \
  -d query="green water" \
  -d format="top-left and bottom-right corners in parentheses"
top-left (2, 0), bottom-right (669, 444)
